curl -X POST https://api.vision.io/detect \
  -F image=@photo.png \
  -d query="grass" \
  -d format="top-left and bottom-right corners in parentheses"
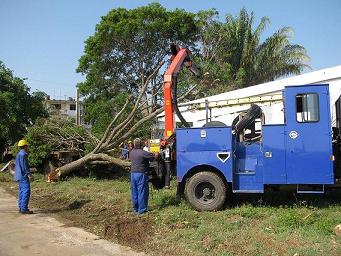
top-left (0, 171), bottom-right (340, 256)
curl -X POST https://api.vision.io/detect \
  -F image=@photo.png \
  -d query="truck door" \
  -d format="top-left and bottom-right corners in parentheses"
top-left (284, 84), bottom-right (334, 184)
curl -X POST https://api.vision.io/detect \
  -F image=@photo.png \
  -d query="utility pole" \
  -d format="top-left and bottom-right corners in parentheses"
top-left (76, 89), bottom-right (80, 125)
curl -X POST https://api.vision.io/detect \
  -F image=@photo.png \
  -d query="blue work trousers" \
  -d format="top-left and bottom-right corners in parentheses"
top-left (18, 178), bottom-right (30, 211)
top-left (130, 172), bottom-right (149, 214)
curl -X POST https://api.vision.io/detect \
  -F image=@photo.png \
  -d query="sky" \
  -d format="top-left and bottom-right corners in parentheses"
top-left (0, 0), bottom-right (340, 99)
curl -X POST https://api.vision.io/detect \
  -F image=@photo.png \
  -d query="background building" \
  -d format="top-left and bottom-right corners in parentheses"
top-left (44, 96), bottom-right (87, 126)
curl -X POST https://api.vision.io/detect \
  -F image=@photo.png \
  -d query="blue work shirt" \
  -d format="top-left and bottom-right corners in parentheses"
top-left (121, 145), bottom-right (129, 159)
top-left (129, 148), bottom-right (154, 173)
top-left (14, 149), bottom-right (30, 181)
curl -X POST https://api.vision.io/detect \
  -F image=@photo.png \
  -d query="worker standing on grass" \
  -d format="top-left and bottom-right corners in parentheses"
top-left (129, 138), bottom-right (157, 214)
top-left (14, 139), bottom-right (33, 214)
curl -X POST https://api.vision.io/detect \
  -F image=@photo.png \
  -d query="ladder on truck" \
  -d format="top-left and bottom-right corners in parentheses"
top-left (177, 93), bottom-right (284, 124)
top-left (181, 93), bottom-right (284, 110)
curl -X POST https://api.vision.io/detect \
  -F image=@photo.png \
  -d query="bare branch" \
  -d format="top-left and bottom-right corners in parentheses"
top-left (103, 60), bottom-right (165, 146)
top-left (178, 84), bottom-right (199, 101)
top-left (92, 95), bottom-right (131, 153)
top-left (103, 107), bottom-right (164, 151)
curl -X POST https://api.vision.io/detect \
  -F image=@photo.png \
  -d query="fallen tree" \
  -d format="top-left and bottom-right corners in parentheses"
top-left (47, 4), bottom-right (220, 180)
top-left (48, 61), bottom-right (162, 180)
top-left (46, 4), bottom-right (201, 180)
top-left (22, 117), bottom-right (98, 168)
top-left (48, 60), bottom-right (209, 181)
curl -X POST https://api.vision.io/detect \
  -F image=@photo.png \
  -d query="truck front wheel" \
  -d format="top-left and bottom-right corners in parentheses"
top-left (185, 171), bottom-right (227, 211)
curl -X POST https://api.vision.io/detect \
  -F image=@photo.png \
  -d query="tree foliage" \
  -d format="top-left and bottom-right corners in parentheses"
top-left (197, 8), bottom-right (310, 94)
top-left (16, 117), bottom-right (97, 167)
top-left (0, 61), bottom-right (48, 150)
top-left (47, 5), bottom-right (311, 179)
top-left (77, 4), bottom-right (310, 137)
top-left (77, 3), bottom-right (198, 136)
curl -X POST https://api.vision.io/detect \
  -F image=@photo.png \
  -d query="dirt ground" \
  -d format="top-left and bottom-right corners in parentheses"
top-left (0, 186), bottom-right (146, 256)
top-left (1, 174), bottom-right (340, 256)
top-left (35, 197), bottom-right (153, 248)
top-left (1, 182), bottom-right (155, 253)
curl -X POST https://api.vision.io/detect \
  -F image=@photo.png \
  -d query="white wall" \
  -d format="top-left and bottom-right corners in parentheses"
top-left (158, 65), bottom-right (341, 128)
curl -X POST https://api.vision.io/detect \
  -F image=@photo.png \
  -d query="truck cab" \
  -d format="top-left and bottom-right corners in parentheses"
top-left (175, 84), bottom-right (339, 211)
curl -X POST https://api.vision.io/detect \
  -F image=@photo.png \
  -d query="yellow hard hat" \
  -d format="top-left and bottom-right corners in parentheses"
top-left (128, 140), bottom-right (132, 144)
top-left (18, 139), bottom-right (29, 147)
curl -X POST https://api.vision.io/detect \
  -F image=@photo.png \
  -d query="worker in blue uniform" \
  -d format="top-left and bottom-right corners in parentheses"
top-left (120, 142), bottom-right (129, 160)
top-left (129, 138), bottom-right (157, 214)
top-left (14, 139), bottom-right (33, 214)
top-left (127, 140), bottom-right (134, 159)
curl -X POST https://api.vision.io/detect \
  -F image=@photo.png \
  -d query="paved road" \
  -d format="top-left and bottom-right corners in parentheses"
top-left (0, 186), bottom-right (146, 256)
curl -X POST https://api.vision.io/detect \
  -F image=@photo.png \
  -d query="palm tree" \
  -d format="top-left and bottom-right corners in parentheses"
top-left (199, 8), bottom-right (310, 90)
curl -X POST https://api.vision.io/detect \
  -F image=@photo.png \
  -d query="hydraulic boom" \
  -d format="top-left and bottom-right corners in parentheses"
top-left (163, 44), bottom-right (200, 138)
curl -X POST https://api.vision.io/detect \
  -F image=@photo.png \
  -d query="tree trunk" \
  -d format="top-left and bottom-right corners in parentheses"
top-left (48, 153), bottom-right (131, 181)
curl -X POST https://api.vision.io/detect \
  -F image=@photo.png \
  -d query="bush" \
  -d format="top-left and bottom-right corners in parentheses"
top-left (12, 117), bottom-right (95, 168)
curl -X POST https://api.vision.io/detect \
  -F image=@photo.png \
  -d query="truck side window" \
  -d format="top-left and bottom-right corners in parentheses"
top-left (296, 93), bottom-right (319, 122)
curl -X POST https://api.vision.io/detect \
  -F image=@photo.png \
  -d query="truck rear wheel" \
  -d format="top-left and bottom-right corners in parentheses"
top-left (185, 171), bottom-right (227, 211)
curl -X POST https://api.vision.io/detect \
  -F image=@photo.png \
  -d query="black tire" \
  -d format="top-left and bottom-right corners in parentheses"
top-left (149, 176), bottom-right (165, 190)
top-left (234, 104), bottom-right (262, 134)
top-left (148, 160), bottom-right (166, 189)
top-left (185, 171), bottom-right (227, 211)
top-left (203, 121), bottom-right (227, 127)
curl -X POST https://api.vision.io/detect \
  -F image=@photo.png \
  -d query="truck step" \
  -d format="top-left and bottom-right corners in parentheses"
top-left (232, 189), bottom-right (264, 193)
top-left (296, 184), bottom-right (325, 194)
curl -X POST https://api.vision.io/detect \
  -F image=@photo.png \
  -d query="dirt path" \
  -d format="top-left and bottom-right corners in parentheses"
top-left (0, 186), bottom-right (146, 256)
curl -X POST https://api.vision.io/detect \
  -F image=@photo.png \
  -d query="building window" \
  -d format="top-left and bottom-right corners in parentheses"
top-left (70, 104), bottom-right (76, 110)
top-left (296, 93), bottom-right (319, 122)
top-left (51, 104), bottom-right (61, 110)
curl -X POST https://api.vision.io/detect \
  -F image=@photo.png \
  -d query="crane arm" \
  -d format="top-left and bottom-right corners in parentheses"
top-left (163, 45), bottom-right (199, 138)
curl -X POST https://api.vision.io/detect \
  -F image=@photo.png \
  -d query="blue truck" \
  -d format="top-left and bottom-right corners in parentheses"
top-left (150, 83), bottom-right (341, 211)
top-left (168, 84), bottom-right (340, 211)
top-left (150, 46), bottom-right (341, 211)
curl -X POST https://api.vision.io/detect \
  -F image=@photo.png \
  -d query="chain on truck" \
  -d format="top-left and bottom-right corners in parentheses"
top-left (147, 44), bottom-right (341, 212)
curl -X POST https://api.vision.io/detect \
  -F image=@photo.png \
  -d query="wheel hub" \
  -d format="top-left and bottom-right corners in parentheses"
top-left (202, 187), bottom-right (211, 197)
top-left (195, 182), bottom-right (216, 203)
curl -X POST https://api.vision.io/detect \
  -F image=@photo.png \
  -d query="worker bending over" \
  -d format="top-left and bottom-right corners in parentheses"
top-left (14, 139), bottom-right (33, 214)
top-left (129, 138), bottom-right (157, 214)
